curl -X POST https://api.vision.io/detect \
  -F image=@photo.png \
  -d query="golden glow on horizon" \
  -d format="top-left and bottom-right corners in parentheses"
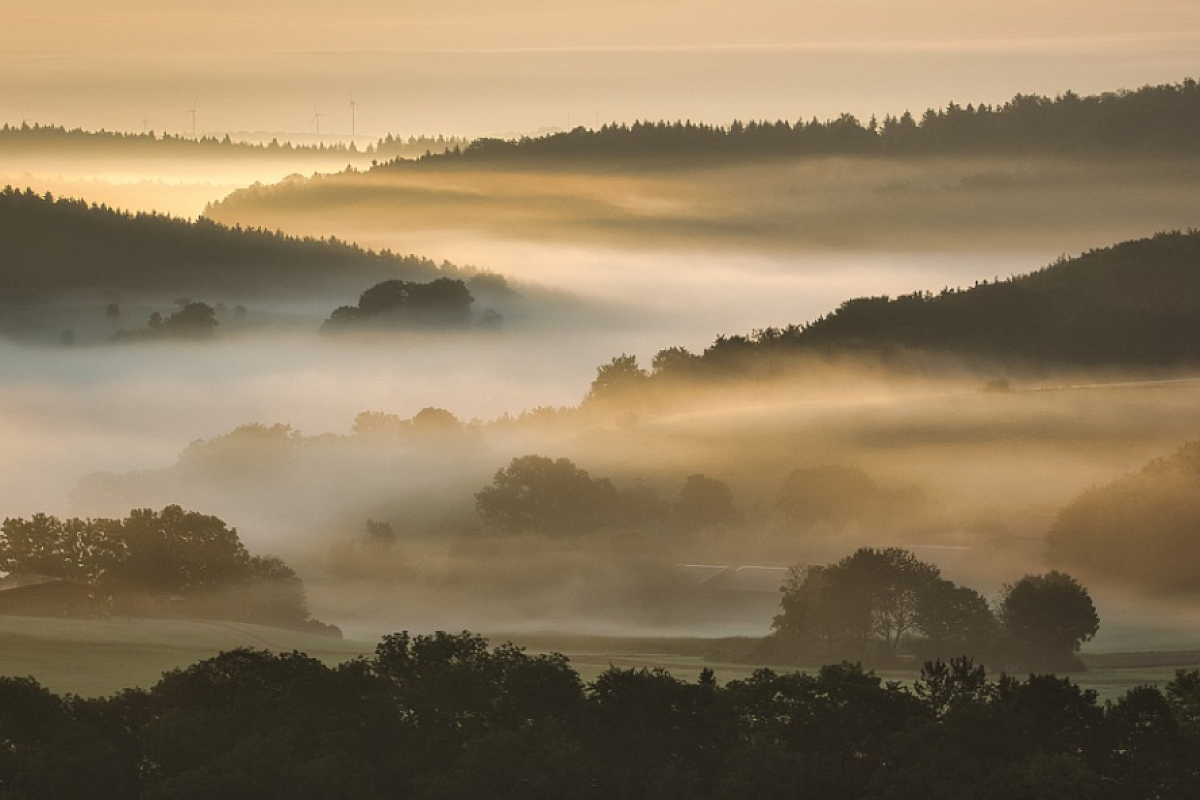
top-left (3, 1), bottom-right (1198, 147)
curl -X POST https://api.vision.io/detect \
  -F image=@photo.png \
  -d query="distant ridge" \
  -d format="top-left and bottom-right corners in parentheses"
top-left (375, 77), bottom-right (1200, 169)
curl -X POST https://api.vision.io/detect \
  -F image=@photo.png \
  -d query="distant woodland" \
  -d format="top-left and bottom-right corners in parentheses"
top-left (386, 79), bottom-right (1200, 169)
top-left (0, 187), bottom-right (457, 301)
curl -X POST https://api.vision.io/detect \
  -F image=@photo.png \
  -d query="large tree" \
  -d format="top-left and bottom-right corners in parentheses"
top-left (586, 354), bottom-right (649, 405)
top-left (667, 474), bottom-right (741, 534)
top-left (474, 455), bottom-right (616, 535)
top-left (772, 547), bottom-right (944, 662)
top-left (1000, 571), bottom-right (1099, 671)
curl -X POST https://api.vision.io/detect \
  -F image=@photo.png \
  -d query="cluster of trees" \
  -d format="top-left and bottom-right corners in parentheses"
top-left (0, 506), bottom-right (333, 633)
top-left (0, 187), bottom-right (457, 301)
top-left (474, 455), bottom-right (744, 537)
top-left (352, 407), bottom-right (477, 445)
top-left (1048, 440), bottom-right (1200, 592)
top-left (473, 454), bottom-right (932, 540)
top-left (384, 78), bottom-right (1200, 169)
top-left (111, 301), bottom-right (220, 341)
top-left (4, 630), bottom-right (1200, 799)
top-left (582, 229), bottom-right (1200, 395)
top-left (322, 278), bottom-right (479, 331)
top-left (770, 548), bottom-right (1099, 672)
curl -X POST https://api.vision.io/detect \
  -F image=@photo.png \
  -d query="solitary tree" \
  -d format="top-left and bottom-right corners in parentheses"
top-left (1000, 571), bottom-right (1099, 671)
top-left (667, 474), bottom-right (741, 534)
top-left (475, 455), bottom-right (616, 535)
top-left (586, 355), bottom-right (649, 404)
top-left (164, 302), bottom-right (219, 338)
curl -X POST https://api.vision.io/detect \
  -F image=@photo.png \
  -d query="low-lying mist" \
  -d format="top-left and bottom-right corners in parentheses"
top-left (0, 152), bottom-right (375, 219)
top-left (207, 154), bottom-right (1200, 263)
top-left (9, 335), bottom-right (1198, 641)
top-left (6, 150), bottom-right (1200, 647)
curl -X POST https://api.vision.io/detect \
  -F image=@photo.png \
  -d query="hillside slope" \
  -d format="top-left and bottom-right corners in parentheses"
top-left (0, 187), bottom-right (454, 303)
top-left (647, 230), bottom-right (1200, 378)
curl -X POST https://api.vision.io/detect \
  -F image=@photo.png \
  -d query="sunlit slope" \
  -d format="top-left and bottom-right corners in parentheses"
top-left (0, 615), bottom-right (371, 697)
top-left (0, 188), bottom-right (451, 303)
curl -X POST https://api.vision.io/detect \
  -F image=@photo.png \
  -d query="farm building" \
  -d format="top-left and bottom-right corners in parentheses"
top-left (0, 574), bottom-right (97, 617)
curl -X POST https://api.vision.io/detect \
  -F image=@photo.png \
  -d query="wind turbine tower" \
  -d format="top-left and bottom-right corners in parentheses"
top-left (349, 93), bottom-right (358, 140)
top-left (312, 104), bottom-right (325, 136)
top-left (186, 100), bottom-right (198, 137)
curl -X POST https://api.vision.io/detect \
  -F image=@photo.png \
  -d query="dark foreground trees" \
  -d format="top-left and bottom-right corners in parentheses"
top-left (5, 631), bottom-right (1200, 800)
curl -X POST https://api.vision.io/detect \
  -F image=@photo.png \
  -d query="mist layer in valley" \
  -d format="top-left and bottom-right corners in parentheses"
top-left (6, 81), bottom-right (1200, 652)
top-left (8, 328), bottom-right (1200, 643)
top-left (207, 154), bottom-right (1200, 264)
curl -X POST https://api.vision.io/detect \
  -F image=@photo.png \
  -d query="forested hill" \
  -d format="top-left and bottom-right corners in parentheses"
top-left (387, 78), bottom-right (1200, 168)
top-left (635, 230), bottom-right (1200, 382)
top-left (0, 187), bottom-right (453, 301)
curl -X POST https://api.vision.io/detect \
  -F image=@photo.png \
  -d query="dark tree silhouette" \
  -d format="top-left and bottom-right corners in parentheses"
top-left (772, 548), bottom-right (996, 664)
top-left (1000, 571), bottom-right (1099, 671)
top-left (586, 354), bottom-right (650, 405)
top-left (667, 474), bottom-right (742, 534)
top-left (474, 455), bottom-right (617, 535)
top-left (322, 277), bottom-right (475, 330)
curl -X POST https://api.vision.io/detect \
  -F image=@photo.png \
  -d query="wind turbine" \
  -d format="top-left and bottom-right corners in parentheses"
top-left (348, 93), bottom-right (358, 140)
top-left (312, 103), bottom-right (325, 136)
top-left (186, 100), bottom-right (198, 136)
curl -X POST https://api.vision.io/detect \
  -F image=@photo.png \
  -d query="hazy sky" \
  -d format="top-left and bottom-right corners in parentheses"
top-left (3, 0), bottom-right (1198, 138)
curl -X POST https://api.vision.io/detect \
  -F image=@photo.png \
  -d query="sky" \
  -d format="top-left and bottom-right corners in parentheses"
top-left (3, 0), bottom-right (1198, 138)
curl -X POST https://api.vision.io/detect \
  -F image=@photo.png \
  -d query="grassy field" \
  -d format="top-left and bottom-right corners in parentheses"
top-left (0, 615), bottom-right (373, 696)
top-left (3, 614), bottom-right (1198, 701)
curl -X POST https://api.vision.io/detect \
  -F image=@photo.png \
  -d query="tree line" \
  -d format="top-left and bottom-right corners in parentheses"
top-left (0, 122), bottom-right (466, 160)
top-left (384, 78), bottom-right (1200, 169)
top-left (3, 629), bottom-right (1199, 799)
top-left (582, 229), bottom-right (1200, 397)
top-left (0, 506), bottom-right (334, 634)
